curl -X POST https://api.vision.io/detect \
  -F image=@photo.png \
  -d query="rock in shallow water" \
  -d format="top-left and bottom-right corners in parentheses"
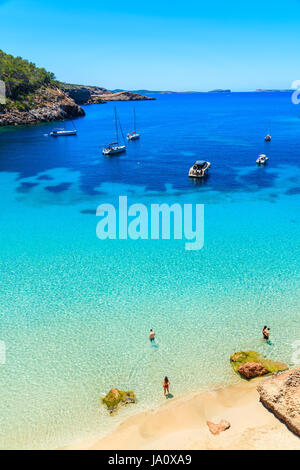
top-left (257, 369), bottom-right (300, 436)
top-left (230, 351), bottom-right (288, 379)
top-left (238, 362), bottom-right (269, 379)
top-left (102, 388), bottom-right (136, 414)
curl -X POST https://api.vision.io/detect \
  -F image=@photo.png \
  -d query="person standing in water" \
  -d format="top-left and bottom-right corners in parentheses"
top-left (262, 326), bottom-right (270, 341)
top-left (149, 329), bottom-right (156, 342)
top-left (163, 376), bottom-right (170, 396)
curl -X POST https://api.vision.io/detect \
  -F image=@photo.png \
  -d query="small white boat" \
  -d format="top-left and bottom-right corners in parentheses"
top-left (127, 108), bottom-right (140, 141)
top-left (50, 96), bottom-right (77, 137)
top-left (50, 129), bottom-right (77, 137)
top-left (103, 107), bottom-right (126, 156)
top-left (103, 143), bottom-right (126, 155)
top-left (264, 134), bottom-right (271, 141)
top-left (188, 160), bottom-right (211, 178)
top-left (256, 154), bottom-right (269, 165)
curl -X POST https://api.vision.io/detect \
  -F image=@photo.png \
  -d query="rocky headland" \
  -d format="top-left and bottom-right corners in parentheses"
top-left (0, 49), bottom-right (154, 127)
top-left (62, 85), bottom-right (155, 105)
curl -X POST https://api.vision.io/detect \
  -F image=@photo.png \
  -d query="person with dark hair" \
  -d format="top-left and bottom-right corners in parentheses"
top-left (262, 326), bottom-right (270, 341)
top-left (163, 376), bottom-right (170, 396)
top-left (149, 329), bottom-right (156, 342)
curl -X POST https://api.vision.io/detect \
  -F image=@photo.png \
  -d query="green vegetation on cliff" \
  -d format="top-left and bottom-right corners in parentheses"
top-left (0, 50), bottom-right (57, 111)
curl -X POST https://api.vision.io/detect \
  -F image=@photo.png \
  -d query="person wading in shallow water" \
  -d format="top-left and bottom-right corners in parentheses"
top-left (149, 329), bottom-right (156, 342)
top-left (163, 376), bottom-right (170, 396)
top-left (262, 326), bottom-right (270, 341)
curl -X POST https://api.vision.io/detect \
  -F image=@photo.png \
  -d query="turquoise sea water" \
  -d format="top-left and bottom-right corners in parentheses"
top-left (0, 93), bottom-right (300, 449)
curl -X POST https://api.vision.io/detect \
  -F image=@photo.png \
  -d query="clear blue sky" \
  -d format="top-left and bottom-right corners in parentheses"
top-left (0, 0), bottom-right (299, 91)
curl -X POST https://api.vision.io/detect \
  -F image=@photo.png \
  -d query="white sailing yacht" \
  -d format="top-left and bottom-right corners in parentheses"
top-left (127, 108), bottom-right (140, 141)
top-left (50, 96), bottom-right (77, 137)
top-left (103, 107), bottom-right (126, 155)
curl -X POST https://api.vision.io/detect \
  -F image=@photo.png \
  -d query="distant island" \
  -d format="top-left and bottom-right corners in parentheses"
top-left (0, 50), bottom-right (154, 127)
top-left (112, 89), bottom-right (232, 94)
top-left (255, 89), bottom-right (292, 93)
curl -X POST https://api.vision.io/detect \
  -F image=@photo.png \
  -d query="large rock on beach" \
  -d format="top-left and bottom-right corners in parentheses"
top-left (207, 419), bottom-right (231, 435)
top-left (257, 369), bottom-right (300, 436)
top-left (102, 388), bottom-right (136, 414)
top-left (230, 351), bottom-right (288, 380)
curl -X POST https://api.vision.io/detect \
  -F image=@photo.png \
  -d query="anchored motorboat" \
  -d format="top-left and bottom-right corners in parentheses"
top-left (127, 108), bottom-right (140, 141)
top-left (188, 160), bottom-right (211, 178)
top-left (256, 154), bottom-right (269, 165)
top-left (103, 107), bottom-right (126, 155)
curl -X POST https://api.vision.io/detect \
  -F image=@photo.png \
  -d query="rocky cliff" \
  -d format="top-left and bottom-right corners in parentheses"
top-left (62, 85), bottom-right (155, 105)
top-left (0, 49), bottom-right (153, 127)
top-left (257, 369), bottom-right (300, 436)
top-left (0, 86), bottom-right (85, 126)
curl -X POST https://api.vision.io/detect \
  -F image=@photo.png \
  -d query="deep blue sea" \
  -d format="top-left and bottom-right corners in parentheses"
top-left (0, 92), bottom-right (300, 449)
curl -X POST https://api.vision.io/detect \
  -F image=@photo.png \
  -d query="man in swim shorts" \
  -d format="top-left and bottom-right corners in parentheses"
top-left (149, 329), bottom-right (156, 342)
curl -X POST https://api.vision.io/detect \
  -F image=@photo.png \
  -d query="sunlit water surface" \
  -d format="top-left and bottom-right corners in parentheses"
top-left (0, 92), bottom-right (299, 449)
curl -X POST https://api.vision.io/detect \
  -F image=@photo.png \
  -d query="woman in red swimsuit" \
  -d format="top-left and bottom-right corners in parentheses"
top-left (163, 376), bottom-right (170, 396)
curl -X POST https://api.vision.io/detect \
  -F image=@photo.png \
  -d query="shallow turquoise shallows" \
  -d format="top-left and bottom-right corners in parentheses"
top-left (0, 92), bottom-right (300, 449)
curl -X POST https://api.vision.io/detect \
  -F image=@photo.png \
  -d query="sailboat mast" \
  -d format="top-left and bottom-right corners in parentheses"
top-left (115, 107), bottom-right (119, 144)
top-left (134, 108), bottom-right (136, 133)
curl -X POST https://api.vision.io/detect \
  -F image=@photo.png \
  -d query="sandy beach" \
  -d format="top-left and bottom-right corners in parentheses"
top-left (67, 380), bottom-right (300, 451)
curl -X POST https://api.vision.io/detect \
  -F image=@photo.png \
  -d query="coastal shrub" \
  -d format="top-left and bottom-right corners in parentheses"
top-left (0, 49), bottom-right (56, 110)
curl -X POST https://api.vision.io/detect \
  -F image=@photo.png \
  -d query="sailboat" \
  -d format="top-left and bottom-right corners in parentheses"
top-left (103, 107), bottom-right (126, 155)
top-left (264, 122), bottom-right (271, 141)
top-left (50, 96), bottom-right (77, 137)
top-left (127, 108), bottom-right (140, 141)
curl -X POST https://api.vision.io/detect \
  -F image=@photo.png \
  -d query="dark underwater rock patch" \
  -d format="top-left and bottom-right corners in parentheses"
top-left (80, 209), bottom-right (96, 215)
top-left (37, 174), bottom-right (54, 181)
top-left (45, 182), bottom-right (72, 193)
top-left (16, 182), bottom-right (39, 193)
